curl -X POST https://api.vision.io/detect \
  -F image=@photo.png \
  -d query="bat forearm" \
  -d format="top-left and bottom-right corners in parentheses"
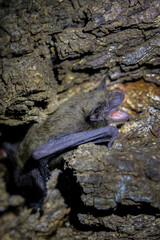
top-left (32, 126), bottom-right (118, 160)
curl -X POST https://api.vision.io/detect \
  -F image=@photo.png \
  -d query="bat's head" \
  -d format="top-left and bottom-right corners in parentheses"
top-left (88, 90), bottom-right (129, 124)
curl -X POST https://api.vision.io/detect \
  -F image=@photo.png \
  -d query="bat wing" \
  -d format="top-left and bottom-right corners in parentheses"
top-left (32, 126), bottom-right (118, 160)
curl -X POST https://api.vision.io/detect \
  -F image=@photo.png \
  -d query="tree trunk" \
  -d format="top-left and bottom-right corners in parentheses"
top-left (0, 0), bottom-right (160, 239)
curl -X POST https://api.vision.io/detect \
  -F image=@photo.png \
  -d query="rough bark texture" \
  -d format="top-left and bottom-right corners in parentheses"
top-left (0, 0), bottom-right (160, 239)
top-left (0, 0), bottom-right (160, 125)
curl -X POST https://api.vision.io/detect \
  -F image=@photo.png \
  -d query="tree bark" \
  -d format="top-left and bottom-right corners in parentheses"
top-left (0, 0), bottom-right (160, 239)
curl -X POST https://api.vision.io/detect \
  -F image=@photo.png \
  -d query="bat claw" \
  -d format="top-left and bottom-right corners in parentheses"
top-left (30, 198), bottom-right (45, 215)
top-left (108, 136), bottom-right (117, 148)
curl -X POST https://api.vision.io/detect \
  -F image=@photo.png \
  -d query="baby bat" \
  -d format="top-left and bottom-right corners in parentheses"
top-left (3, 76), bottom-right (129, 213)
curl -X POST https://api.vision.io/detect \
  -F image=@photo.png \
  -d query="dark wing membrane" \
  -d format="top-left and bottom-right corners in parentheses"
top-left (32, 126), bottom-right (118, 160)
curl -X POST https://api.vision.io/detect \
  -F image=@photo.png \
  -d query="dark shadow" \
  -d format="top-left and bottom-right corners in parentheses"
top-left (57, 167), bottom-right (160, 231)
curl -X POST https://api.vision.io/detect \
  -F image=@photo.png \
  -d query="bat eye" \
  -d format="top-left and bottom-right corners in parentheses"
top-left (87, 105), bottom-right (105, 122)
top-left (90, 113), bottom-right (99, 121)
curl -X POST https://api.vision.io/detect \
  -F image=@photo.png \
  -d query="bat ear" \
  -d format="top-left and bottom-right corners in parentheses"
top-left (96, 74), bottom-right (108, 90)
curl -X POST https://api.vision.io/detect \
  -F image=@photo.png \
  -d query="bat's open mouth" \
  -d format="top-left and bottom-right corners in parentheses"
top-left (108, 109), bottom-right (129, 122)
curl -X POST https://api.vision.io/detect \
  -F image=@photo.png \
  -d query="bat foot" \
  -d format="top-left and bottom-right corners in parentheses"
top-left (28, 182), bottom-right (47, 215)
top-left (30, 199), bottom-right (44, 215)
top-left (38, 158), bottom-right (51, 181)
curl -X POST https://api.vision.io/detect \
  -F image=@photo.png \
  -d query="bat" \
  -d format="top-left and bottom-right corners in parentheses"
top-left (3, 76), bottom-right (129, 213)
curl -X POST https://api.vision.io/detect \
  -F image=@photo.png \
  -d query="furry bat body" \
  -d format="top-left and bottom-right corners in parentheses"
top-left (4, 77), bottom-right (129, 213)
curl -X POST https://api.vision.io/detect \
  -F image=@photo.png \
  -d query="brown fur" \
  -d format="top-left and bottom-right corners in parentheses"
top-left (16, 89), bottom-right (111, 167)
